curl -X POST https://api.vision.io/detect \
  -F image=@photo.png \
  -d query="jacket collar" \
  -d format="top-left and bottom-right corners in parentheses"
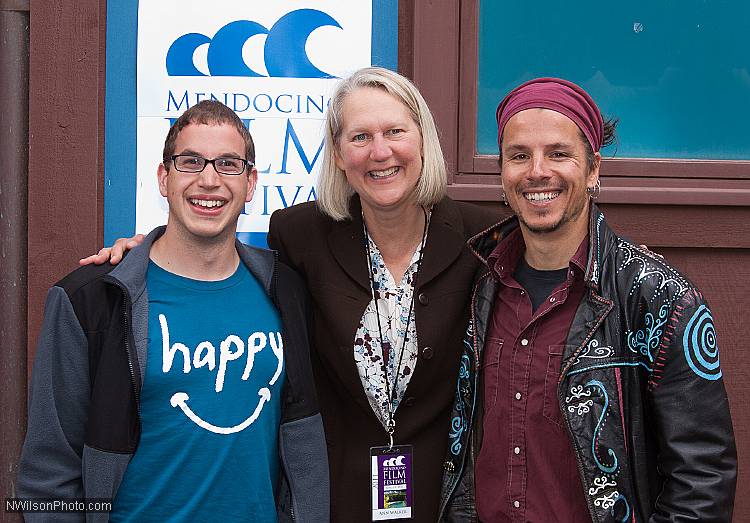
top-left (327, 196), bottom-right (370, 291)
top-left (326, 196), bottom-right (469, 291)
top-left (467, 203), bottom-right (615, 291)
top-left (108, 225), bottom-right (277, 298)
top-left (108, 226), bottom-right (166, 301)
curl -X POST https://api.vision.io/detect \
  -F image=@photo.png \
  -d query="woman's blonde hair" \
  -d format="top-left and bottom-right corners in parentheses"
top-left (316, 67), bottom-right (447, 221)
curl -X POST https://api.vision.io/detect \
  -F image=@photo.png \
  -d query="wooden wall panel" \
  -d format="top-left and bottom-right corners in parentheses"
top-left (27, 0), bottom-right (105, 364)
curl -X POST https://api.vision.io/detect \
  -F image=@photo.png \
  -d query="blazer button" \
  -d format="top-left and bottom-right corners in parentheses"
top-left (421, 346), bottom-right (434, 360)
top-left (418, 293), bottom-right (429, 305)
top-left (403, 396), bottom-right (415, 407)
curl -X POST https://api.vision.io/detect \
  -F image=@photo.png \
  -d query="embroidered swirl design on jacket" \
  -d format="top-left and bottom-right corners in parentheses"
top-left (574, 338), bottom-right (614, 366)
top-left (565, 384), bottom-right (594, 415)
top-left (626, 304), bottom-right (668, 364)
top-left (449, 320), bottom-right (474, 457)
top-left (617, 241), bottom-right (689, 299)
top-left (683, 304), bottom-right (721, 381)
top-left (586, 380), bottom-right (618, 474)
top-left (611, 494), bottom-right (631, 523)
top-left (449, 353), bottom-right (471, 455)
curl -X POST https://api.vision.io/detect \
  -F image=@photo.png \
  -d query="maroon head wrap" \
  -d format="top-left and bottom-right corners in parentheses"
top-left (496, 77), bottom-right (603, 152)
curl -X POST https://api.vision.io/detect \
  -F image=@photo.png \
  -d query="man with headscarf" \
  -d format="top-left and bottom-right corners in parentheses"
top-left (445, 78), bottom-right (737, 521)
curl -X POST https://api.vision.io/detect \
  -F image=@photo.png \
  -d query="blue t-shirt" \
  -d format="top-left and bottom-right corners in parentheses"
top-left (110, 260), bottom-right (285, 522)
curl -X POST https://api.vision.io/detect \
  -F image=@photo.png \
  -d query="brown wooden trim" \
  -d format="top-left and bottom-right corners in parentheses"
top-left (457, 0), bottom-right (479, 174)
top-left (409, 1), bottom-right (460, 182)
top-left (0, 0), bottom-right (29, 12)
top-left (0, 7), bottom-right (28, 517)
top-left (453, 0), bottom-right (750, 205)
top-left (449, 175), bottom-right (750, 206)
top-left (470, 155), bottom-right (750, 179)
top-left (455, 202), bottom-right (750, 249)
top-left (397, 0), bottom-right (414, 80)
top-left (98, 0), bottom-right (106, 241)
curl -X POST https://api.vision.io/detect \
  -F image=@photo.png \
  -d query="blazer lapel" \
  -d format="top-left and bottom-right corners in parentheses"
top-left (327, 198), bottom-right (370, 293)
top-left (417, 198), bottom-right (467, 288)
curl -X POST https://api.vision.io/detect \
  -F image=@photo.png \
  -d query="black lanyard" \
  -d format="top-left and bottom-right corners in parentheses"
top-left (363, 207), bottom-right (429, 447)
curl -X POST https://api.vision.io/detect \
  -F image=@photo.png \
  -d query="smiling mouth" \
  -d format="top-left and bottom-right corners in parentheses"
top-left (368, 166), bottom-right (399, 179)
top-left (524, 191), bottom-right (561, 202)
top-left (189, 198), bottom-right (226, 209)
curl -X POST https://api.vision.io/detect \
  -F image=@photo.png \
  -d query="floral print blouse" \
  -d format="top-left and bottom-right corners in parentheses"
top-left (354, 223), bottom-right (429, 430)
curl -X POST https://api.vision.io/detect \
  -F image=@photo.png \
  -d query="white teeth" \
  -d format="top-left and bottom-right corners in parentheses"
top-left (189, 199), bottom-right (226, 208)
top-left (524, 191), bottom-right (560, 202)
top-left (368, 167), bottom-right (399, 178)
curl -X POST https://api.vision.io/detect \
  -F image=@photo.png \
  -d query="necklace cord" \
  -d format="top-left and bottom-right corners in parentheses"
top-left (363, 206), bottom-right (429, 441)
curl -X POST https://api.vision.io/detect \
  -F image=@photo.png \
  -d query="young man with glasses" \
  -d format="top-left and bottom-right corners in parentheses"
top-left (18, 100), bottom-right (329, 522)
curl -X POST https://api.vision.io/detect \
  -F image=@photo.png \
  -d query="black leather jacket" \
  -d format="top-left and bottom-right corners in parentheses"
top-left (440, 206), bottom-right (737, 522)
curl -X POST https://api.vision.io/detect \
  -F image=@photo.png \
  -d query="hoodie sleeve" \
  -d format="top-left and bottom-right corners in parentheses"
top-left (17, 285), bottom-right (91, 522)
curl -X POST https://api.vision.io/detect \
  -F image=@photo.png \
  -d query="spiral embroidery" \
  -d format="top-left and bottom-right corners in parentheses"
top-left (586, 380), bottom-right (618, 474)
top-left (611, 494), bottom-right (631, 523)
top-left (449, 415), bottom-right (464, 455)
top-left (594, 490), bottom-right (619, 510)
top-left (683, 304), bottom-right (721, 381)
top-left (574, 338), bottom-right (614, 366)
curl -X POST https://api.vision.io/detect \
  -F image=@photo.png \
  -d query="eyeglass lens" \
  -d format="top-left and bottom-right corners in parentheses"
top-left (174, 155), bottom-right (245, 175)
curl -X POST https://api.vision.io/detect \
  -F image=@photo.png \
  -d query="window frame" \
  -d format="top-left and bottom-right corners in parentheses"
top-left (403, 0), bottom-right (750, 206)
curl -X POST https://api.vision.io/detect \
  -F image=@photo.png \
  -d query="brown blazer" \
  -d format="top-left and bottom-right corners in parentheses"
top-left (268, 196), bottom-right (497, 522)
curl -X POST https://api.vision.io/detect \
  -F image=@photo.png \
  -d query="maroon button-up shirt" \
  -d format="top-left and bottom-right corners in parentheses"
top-left (476, 228), bottom-right (591, 522)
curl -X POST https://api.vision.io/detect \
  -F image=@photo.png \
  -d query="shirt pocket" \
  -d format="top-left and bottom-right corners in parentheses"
top-left (481, 337), bottom-right (504, 414)
top-left (543, 344), bottom-right (565, 428)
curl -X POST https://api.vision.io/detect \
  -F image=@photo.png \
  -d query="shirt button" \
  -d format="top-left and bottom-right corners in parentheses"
top-left (520, 290), bottom-right (525, 295)
top-left (515, 392), bottom-right (522, 400)
top-left (520, 338), bottom-right (529, 347)
top-left (418, 293), bottom-right (429, 305)
top-left (513, 500), bottom-right (520, 508)
top-left (421, 346), bottom-right (434, 360)
top-left (514, 446), bottom-right (521, 455)
top-left (550, 297), bottom-right (556, 303)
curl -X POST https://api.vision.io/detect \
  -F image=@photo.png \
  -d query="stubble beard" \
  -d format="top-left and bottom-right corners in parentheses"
top-left (514, 189), bottom-right (590, 236)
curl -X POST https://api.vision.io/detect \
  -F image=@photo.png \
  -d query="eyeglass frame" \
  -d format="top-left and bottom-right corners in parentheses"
top-left (167, 154), bottom-right (253, 176)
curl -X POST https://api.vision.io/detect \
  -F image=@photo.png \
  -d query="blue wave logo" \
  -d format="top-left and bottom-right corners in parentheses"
top-left (166, 9), bottom-right (342, 78)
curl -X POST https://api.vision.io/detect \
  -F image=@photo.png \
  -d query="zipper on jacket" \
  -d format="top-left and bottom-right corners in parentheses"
top-left (269, 251), bottom-right (299, 521)
top-left (104, 277), bottom-right (141, 420)
top-left (270, 250), bottom-right (297, 406)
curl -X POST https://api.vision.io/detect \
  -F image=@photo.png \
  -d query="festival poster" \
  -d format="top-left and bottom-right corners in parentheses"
top-left (135, 1), bottom-right (372, 245)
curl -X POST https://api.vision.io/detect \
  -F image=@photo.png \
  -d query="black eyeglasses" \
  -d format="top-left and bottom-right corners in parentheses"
top-left (169, 154), bottom-right (252, 175)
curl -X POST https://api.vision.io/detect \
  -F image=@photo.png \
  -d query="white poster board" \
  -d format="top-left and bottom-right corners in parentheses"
top-left (136, 1), bottom-right (372, 236)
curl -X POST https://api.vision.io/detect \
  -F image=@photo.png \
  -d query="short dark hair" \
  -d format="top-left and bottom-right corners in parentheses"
top-left (498, 115), bottom-right (619, 172)
top-left (162, 100), bottom-right (255, 164)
